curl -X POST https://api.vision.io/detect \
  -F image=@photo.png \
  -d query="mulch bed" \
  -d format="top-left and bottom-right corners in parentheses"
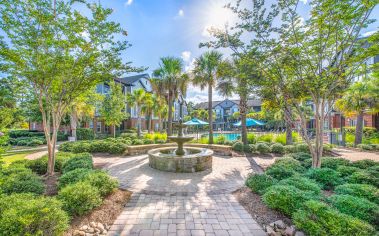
top-left (42, 173), bottom-right (60, 196)
top-left (64, 189), bottom-right (132, 236)
top-left (233, 187), bottom-right (291, 227)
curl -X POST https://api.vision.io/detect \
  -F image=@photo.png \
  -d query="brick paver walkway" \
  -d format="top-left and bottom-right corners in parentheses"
top-left (96, 154), bottom-right (266, 236)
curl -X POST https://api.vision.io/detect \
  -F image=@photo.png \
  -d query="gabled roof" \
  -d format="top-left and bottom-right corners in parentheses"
top-left (194, 98), bottom-right (261, 110)
top-left (116, 73), bottom-right (150, 86)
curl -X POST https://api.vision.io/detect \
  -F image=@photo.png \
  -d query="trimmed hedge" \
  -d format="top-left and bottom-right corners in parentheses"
top-left (256, 143), bottom-right (271, 154)
top-left (271, 143), bottom-right (285, 154)
top-left (0, 171), bottom-right (45, 195)
top-left (295, 143), bottom-right (310, 153)
top-left (62, 153), bottom-right (93, 173)
top-left (83, 171), bottom-right (118, 197)
top-left (246, 174), bottom-right (277, 195)
top-left (320, 157), bottom-right (351, 170)
top-left (232, 141), bottom-right (244, 152)
top-left (58, 168), bottom-right (93, 189)
top-left (25, 152), bottom-right (75, 175)
top-left (336, 165), bottom-right (360, 178)
top-left (328, 194), bottom-right (379, 225)
top-left (347, 170), bottom-right (378, 187)
top-left (76, 128), bottom-right (95, 140)
top-left (266, 158), bottom-right (305, 180)
top-left (278, 176), bottom-right (321, 195)
top-left (263, 185), bottom-right (312, 216)
top-left (58, 182), bottom-right (102, 216)
top-left (351, 159), bottom-right (378, 169)
top-left (59, 139), bottom-right (128, 154)
top-left (0, 193), bottom-right (69, 236)
top-left (286, 152), bottom-right (312, 162)
top-left (334, 184), bottom-right (379, 205)
top-left (293, 200), bottom-right (375, 236)
top-left (305, 168), bottom-right (343, 190)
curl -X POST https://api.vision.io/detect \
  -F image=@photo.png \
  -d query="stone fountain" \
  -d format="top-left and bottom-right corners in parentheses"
top-left (148, 96), bottom-right (213, 173)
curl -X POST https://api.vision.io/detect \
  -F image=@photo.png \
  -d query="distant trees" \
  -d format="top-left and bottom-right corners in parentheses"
top-left (192, 51), bottom-right (223, 144)
top-left (127, 89), bottom-right (146, 138)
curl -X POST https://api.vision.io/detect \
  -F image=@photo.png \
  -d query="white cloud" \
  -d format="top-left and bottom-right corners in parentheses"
top-left (124, 0), bottom-right (133, 6)
top-left (181, 51), bottom-right (191, 62)
top-left (363, 30), bottom-right (377, 37)
top-left (201, 26), bottom-right (212, 38)
top-left (178, 9), bottom-right (184, 17)
top-left (299, 0), bottom-right (308, 4)
top-left (185, 58), bottom-right (196, 72)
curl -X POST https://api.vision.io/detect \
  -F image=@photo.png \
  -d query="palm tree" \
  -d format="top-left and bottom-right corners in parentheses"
top-left (141, 93), bottom-right (155, 133)
top-left (126, 88), bottom-right (146, 138)
top-left (192, 51), bottom-right (223, 144)
top-left (152, 96), bottom-right (168, 132)
top-left (153, 57), bottom-right (188, 136)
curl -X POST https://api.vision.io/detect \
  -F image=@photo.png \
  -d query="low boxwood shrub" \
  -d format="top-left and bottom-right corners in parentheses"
top-left (76, 128), bottom-right (95, 140)
top-left (155, 139), bottom-right (166, 144)
top-left (62, 153), bottom-right (93, 173)
top-left (320, 157), bottom-right (351, 170)
top-left (334, 184), bottom-right (379, 204)
top-left (232, 141), bottom-right (244, 152)
top-left (262, 185), bottom-right (311, 216)
top-left (26, 139), bottom-right (44, 146)
top-left (58, 182), bottom-right (102, 216)
top-left (0, 171), bottom-right (45, 195)
top-left (132, 139), bottom-right (144, 145)
top-left (143, 139), bottom-right (154, 144)
top-left (243, 144), bottom-right (252, 153)
top-left (347, 170), bottom-right (378, 187)
top-left (286, 152), bottom-right (312, 162)
top-left (108, 142), bottom-right (127, 154)
top-left (26, 152), bottom-right (74, 174)
top-left (305, 168), bottom-right (343, 190)
top-left (302, 159), bottom-right (313, 169)
top-left (336, 165), bottom-right (360, 178)
top-left (328, 194), bottom-right (379, 225)
top-left (284, 145), bottom-right (296, 154)
top-left (274, 157), bottom-right (305, 172)
top-left (0, 193), bottom-right (69, 235)
top-left (248, 144), bottom-right (256, 153)
top-left (278, 176), bottom-right (321, 195)
top-left (256, 143), bottom-right (271, 154)
top-left (72, 142), bottom-right (92, 153)
top-left (357, 144), bottom-right (373, 151)
top-left (58, 168), bottom-right (93, 189)
top-left (295, 143), bottom-right (310, 153)
top-left (293, 200), bottom-right (375, 236)
top-left (271, 143), bottom-right (284, 154)
top-left (83, 171), bottom-right (118, 197)
top-left (246, 174), bottom-right (277, 195)
top-left (120, 132), bottom-right (137, 139)
top-left (266, 158), bottom-right (305, 180)
top-left (351, 159), bottom-right (378, 169)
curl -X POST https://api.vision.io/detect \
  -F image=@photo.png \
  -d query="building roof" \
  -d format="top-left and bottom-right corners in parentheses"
top-left (194, 98), bottom-right (261, 110)
top-left (116, 73), bottom-right (150, 86)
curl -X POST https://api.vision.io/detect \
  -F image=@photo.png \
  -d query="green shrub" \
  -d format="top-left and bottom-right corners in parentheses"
top-left (320, 157), bottom-right (351, 170)
top-left (351, 159), bottom-right (378, 169)
top-left (72, 142), bottom-right (92, 153)
top-left (286, 152), bottom-right (312, 162)
top-left (108, 142), bottom-right (127, 154)
top-left (215, 135), bottom-right (226, 144)
top-left (256, 143), bottom-right (271, 154)
top-left (143, 138), bottom-right (154, 144)
top-left (232, 141), bottom-right (244, 152)
top-left (155, 139), bottom-right (166, 144)
top-left (76, 128), bottom-right (95, 140)
top-left (293, 200), bottom-right (375, 236)
top-left (284, 145), bottom-right (296, 154)
top-left (58, 182), bottom-right (102, 216)
top-left (306, 168), bottom-right (343, 190)
top-left (9, 130), bottom-right (45, 138)
top-left (247, 133), bottom-right (256, 144)
top-left (263, 185), bottom-right (311, 216)
top-left (58, 168), bottom-right (93, 189)
top-left (0, 193), bottom-right (69, 235)
top-left (62, 153), bottom-right (93, 173)
top-left (26, 139), bottom-right (44, 146)
top-left (328, 194), bottom-right (379, 225)
top-left (336, 165), bottom-right (360, 178)
top-left (266, 157), bottom-right (305, 180)
top-left (26, 152), bottom-right (74, 174)
top-left (249, 144), bottom-right (256, 153)
top-left (120, 132), bottom-right (137, 139)
top-left (246, 174), bottom-right (277, 195)
top-left (357, 144), bottom-right (373, 151)
top-left (296, 143), bottom-right (310, 153)
top-left (274, 133), bottom-right (286, 145)
top-left (257, 134), bottom-right (273, 143)
top-left (278, 176), bottom-right (321, 195)
top-left (271, 143), bottom-right (285, 154)
top-left (83, 171), bottom-right (118, 197)
top-left (348, 170), bottom-right (378, 187)
top-left (132, 139), bottom-right (144, 145)
top-left (334, 184), bottom-right (379, 204)
top-left (0, 171), bottom-right (45, 195)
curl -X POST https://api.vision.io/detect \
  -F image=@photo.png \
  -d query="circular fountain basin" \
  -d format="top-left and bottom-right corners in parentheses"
top-left (148, 147), bottom-right (213, 173)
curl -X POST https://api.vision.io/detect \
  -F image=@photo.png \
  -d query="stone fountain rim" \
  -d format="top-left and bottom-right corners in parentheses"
top-left (147, 146), bottom-right (213, 159)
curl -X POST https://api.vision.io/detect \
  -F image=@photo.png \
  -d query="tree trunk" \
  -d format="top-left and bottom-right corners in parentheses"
top-left (240, 96), bottom-right (248, 145)
top-left (137, 106), bottom-right (141, 138)
top-left (284, 107), bottom-right (293, 145)
top-left (311, 101), bottom-right (324, 168)
top-left (113, 125), bottom-right (116, 138)
top-left (70, 109), bottom-right (78, 141)
top-left (208, 83), bottom-right (213, 144)
top-left (167, 92), bottom-right (173, 136)
top-left (149, 112), bottom-right (153, 133)
top-left (158, 116), bottom-right (162, 133)
top-left (354, 111), bottom-right (364, 146)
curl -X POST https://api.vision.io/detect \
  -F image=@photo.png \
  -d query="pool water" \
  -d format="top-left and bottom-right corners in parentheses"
top-left (207, 133), bottom-right (241, 141)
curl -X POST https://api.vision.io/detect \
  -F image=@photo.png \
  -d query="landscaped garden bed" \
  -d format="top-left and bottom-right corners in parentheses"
top-left (0, 151), bottom-right (129, 236)
top-left (239, 152), bottom-right (379, 236)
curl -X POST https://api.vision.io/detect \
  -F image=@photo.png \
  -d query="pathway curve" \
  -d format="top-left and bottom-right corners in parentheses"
top-left (333, 148), bottom-right (379, 162)
top-left (94, 154), bottom-right (266, 236)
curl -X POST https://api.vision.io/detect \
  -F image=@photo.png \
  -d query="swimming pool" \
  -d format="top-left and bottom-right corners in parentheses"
top-left (203, 133), bottom-right (241, 141)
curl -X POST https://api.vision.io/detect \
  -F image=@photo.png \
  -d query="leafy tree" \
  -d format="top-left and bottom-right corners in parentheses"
top-left (127, 88), bottom-right (146, 138)
top-left (192, 51), bottom-right (223, 144)
top-left (100, 81), bottom-right (127, 138)
top-left (153, 57), bottom-right (189, 136)
top-left (202, 0), bottom-right (376, 167)
top-left (0, 0), bottom-right (134, 175)
top-left (141, 93), bottom-right (155, 133)
top-left (336, 79), bottom-right (379, 145)
top-left (152, 95), bottom-right (168, 132)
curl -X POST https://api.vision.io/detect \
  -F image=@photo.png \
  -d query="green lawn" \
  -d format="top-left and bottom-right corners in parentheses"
top-left (1, 151), bottom-right (36, 166)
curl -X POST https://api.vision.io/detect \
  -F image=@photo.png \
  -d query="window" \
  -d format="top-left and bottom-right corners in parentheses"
top-left (89, 120), bottom-right (94, 129)
top-left (96, 122), bottom-right (101, 133)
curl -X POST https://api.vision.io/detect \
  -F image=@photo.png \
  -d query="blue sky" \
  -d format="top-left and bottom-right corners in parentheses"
top-left (98, 0), bottom-right (378, 103)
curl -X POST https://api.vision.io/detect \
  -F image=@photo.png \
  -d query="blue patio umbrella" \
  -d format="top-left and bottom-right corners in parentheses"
top-left (233, 118), bottom-right (265, 127)
top-left (184, 118), bottom-right (209, 139)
